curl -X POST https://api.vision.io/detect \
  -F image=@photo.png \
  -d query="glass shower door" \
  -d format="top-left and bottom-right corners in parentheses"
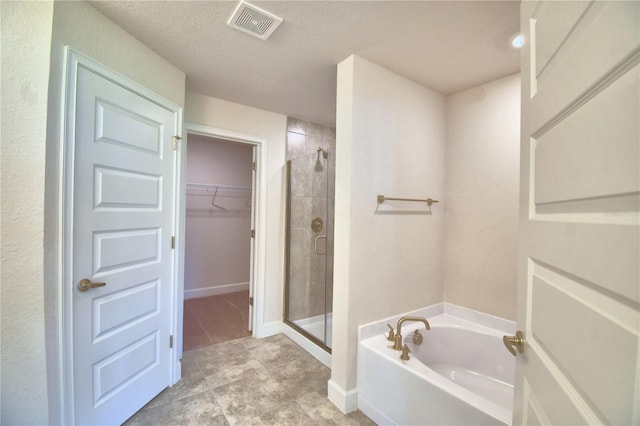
top-left (284, 147), bottom-right (334, 351)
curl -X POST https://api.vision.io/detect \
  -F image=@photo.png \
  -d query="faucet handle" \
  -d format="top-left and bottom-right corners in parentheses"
top-left (413, 329), bottom-right (423, 345)
top-left (386, 324), bottom-right (395, 341)
top-left (400, 344), bottom-right (411, 361)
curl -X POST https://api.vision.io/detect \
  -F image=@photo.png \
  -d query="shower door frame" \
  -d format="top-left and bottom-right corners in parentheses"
top-left (283, 154), bottom-right (333, 354)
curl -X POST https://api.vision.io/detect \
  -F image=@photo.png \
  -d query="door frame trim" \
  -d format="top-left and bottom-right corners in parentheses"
top-left (59, 47), bottom-right (183, 425)
top-left (180, 123), bottom-right (268, 343)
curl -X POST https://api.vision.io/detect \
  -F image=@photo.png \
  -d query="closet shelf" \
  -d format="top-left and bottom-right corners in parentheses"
top-left (186, 182), bottom-right (252, 209)
top-left (186, 183), bottom-right (251, 196)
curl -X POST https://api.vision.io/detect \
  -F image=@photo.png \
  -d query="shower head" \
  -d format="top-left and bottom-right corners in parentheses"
top-left (317, 147), bottom-right (328, 159)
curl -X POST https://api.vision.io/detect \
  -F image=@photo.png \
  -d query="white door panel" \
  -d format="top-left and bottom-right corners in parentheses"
top-left (533, 1), bottom-right (591, 77)
top-left (72, 65), bottom-right (177, 425)
top-left (530, 1), bottom-right (639, 110)
top-left (527, 221), bottom-right (639, 302)
top-left (521, 360), bottom-right (590, 425)
top-left (94, 166), bottom-right (163, 209)
top-left (516, 1), bottom-right (639, 425)
top-left (534, 65), bottom-right (639, 204)
top-left (529, 262), bottom-right (638, 419)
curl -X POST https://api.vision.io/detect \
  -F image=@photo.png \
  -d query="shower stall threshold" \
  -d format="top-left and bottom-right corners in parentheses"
top-left (282, 318), bottom-right (332, 368)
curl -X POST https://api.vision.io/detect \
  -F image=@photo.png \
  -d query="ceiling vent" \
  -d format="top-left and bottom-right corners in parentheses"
top-left (227, 1), bottom-right (283, 41)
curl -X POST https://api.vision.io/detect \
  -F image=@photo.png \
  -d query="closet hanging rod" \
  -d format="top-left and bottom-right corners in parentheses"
top-left (186, 183), bottom-right (251, 193)
top-left (377, 195), bottom-right (439, 206)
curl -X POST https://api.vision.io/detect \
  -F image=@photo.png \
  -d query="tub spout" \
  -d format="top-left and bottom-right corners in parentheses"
top-left (393, 316), bottom-right (430, 350)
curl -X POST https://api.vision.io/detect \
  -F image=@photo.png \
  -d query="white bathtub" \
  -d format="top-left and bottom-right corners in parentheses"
top-left (357, 303), bottom-right (515, 425)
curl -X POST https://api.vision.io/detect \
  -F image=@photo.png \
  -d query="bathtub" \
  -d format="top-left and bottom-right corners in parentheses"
top-left (357, 303), bottom-right (515, 425)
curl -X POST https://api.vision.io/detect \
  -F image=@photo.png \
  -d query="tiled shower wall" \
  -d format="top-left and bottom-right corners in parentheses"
top-left (286, 117), bottom-right (336, 322)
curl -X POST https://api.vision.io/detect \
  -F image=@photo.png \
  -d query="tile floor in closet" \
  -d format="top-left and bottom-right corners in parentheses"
top-left (183, 291), bottom-right (252, 351)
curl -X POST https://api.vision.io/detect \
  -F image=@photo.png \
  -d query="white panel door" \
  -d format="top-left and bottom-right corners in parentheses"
top-left (515, 1), bottom-right (639, 425)
top-left (72, 64), bottom-right (177, 425)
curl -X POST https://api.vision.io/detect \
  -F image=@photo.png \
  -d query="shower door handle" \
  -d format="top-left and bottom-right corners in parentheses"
top-left (314, 235), bottom-right (327, 255)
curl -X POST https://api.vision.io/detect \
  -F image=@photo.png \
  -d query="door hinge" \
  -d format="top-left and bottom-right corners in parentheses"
top-left (252, 161), bottom-right (257, 171)
top-left (251, 229), bottom-right (255, 238)
top-left (172, 135), bottom-right (182, 150)
top-left (249, 297), bottom-right (254, 306)
top-left (169, 335), bottom-right (174, 348)
top-left (171, 236), bottom-right (175, 249)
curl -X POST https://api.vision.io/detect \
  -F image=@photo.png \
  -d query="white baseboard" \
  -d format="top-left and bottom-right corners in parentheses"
top-left (254, 320), bottom-right (282, 338)
top-left (327, 379), bottom-right (358, 414)
top-left (184, 282), bottom-right (249, 299)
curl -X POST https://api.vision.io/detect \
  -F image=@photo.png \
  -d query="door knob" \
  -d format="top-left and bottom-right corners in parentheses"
top-left (503, 330), bottom-right (525, 356)
top-left (77, 278), bottom-right (106, 292)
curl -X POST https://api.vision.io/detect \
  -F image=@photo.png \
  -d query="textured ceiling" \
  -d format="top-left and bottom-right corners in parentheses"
top-left (89, 1), bottom-right (521, 126)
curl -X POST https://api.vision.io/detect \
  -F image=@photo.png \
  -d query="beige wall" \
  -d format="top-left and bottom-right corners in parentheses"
top-left (185, 92), bottom-right (287, 325)
top-left (50, 1), bottom-right (185, 107)
top-left (332, 55), bottom-right (446, 400)
top-left (1, 1), bottom-right (186, 423)
top-left (442, 73), bottom-right (520, 320)
top-left (1, 2), bottom-right (55, 424)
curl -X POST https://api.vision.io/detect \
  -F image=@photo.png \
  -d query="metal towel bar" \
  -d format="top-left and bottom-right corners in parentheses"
top-left (377, 195), bottom-right (439, 206)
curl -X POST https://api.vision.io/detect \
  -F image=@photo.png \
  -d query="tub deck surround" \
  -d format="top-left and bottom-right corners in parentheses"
top-left (357, 303), bottom-right (516, 426)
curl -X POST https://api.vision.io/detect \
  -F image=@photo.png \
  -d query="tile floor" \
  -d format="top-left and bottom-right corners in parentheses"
top-left (125, 334), bottom-right (376, 426)
top-left (183, 291), bottom-right (251, 351)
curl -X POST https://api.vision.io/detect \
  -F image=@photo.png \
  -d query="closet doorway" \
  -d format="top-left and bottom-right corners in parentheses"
top-left (183, 133), bottom-right (255, 351)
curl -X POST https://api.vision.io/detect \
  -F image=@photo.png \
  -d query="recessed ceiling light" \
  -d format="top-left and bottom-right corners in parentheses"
top-left (511, 34), bottom-right (524, 49)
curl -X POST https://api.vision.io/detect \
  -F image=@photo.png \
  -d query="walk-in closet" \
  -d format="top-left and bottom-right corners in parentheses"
top-left (183, 134), bottom-right (254, 351)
